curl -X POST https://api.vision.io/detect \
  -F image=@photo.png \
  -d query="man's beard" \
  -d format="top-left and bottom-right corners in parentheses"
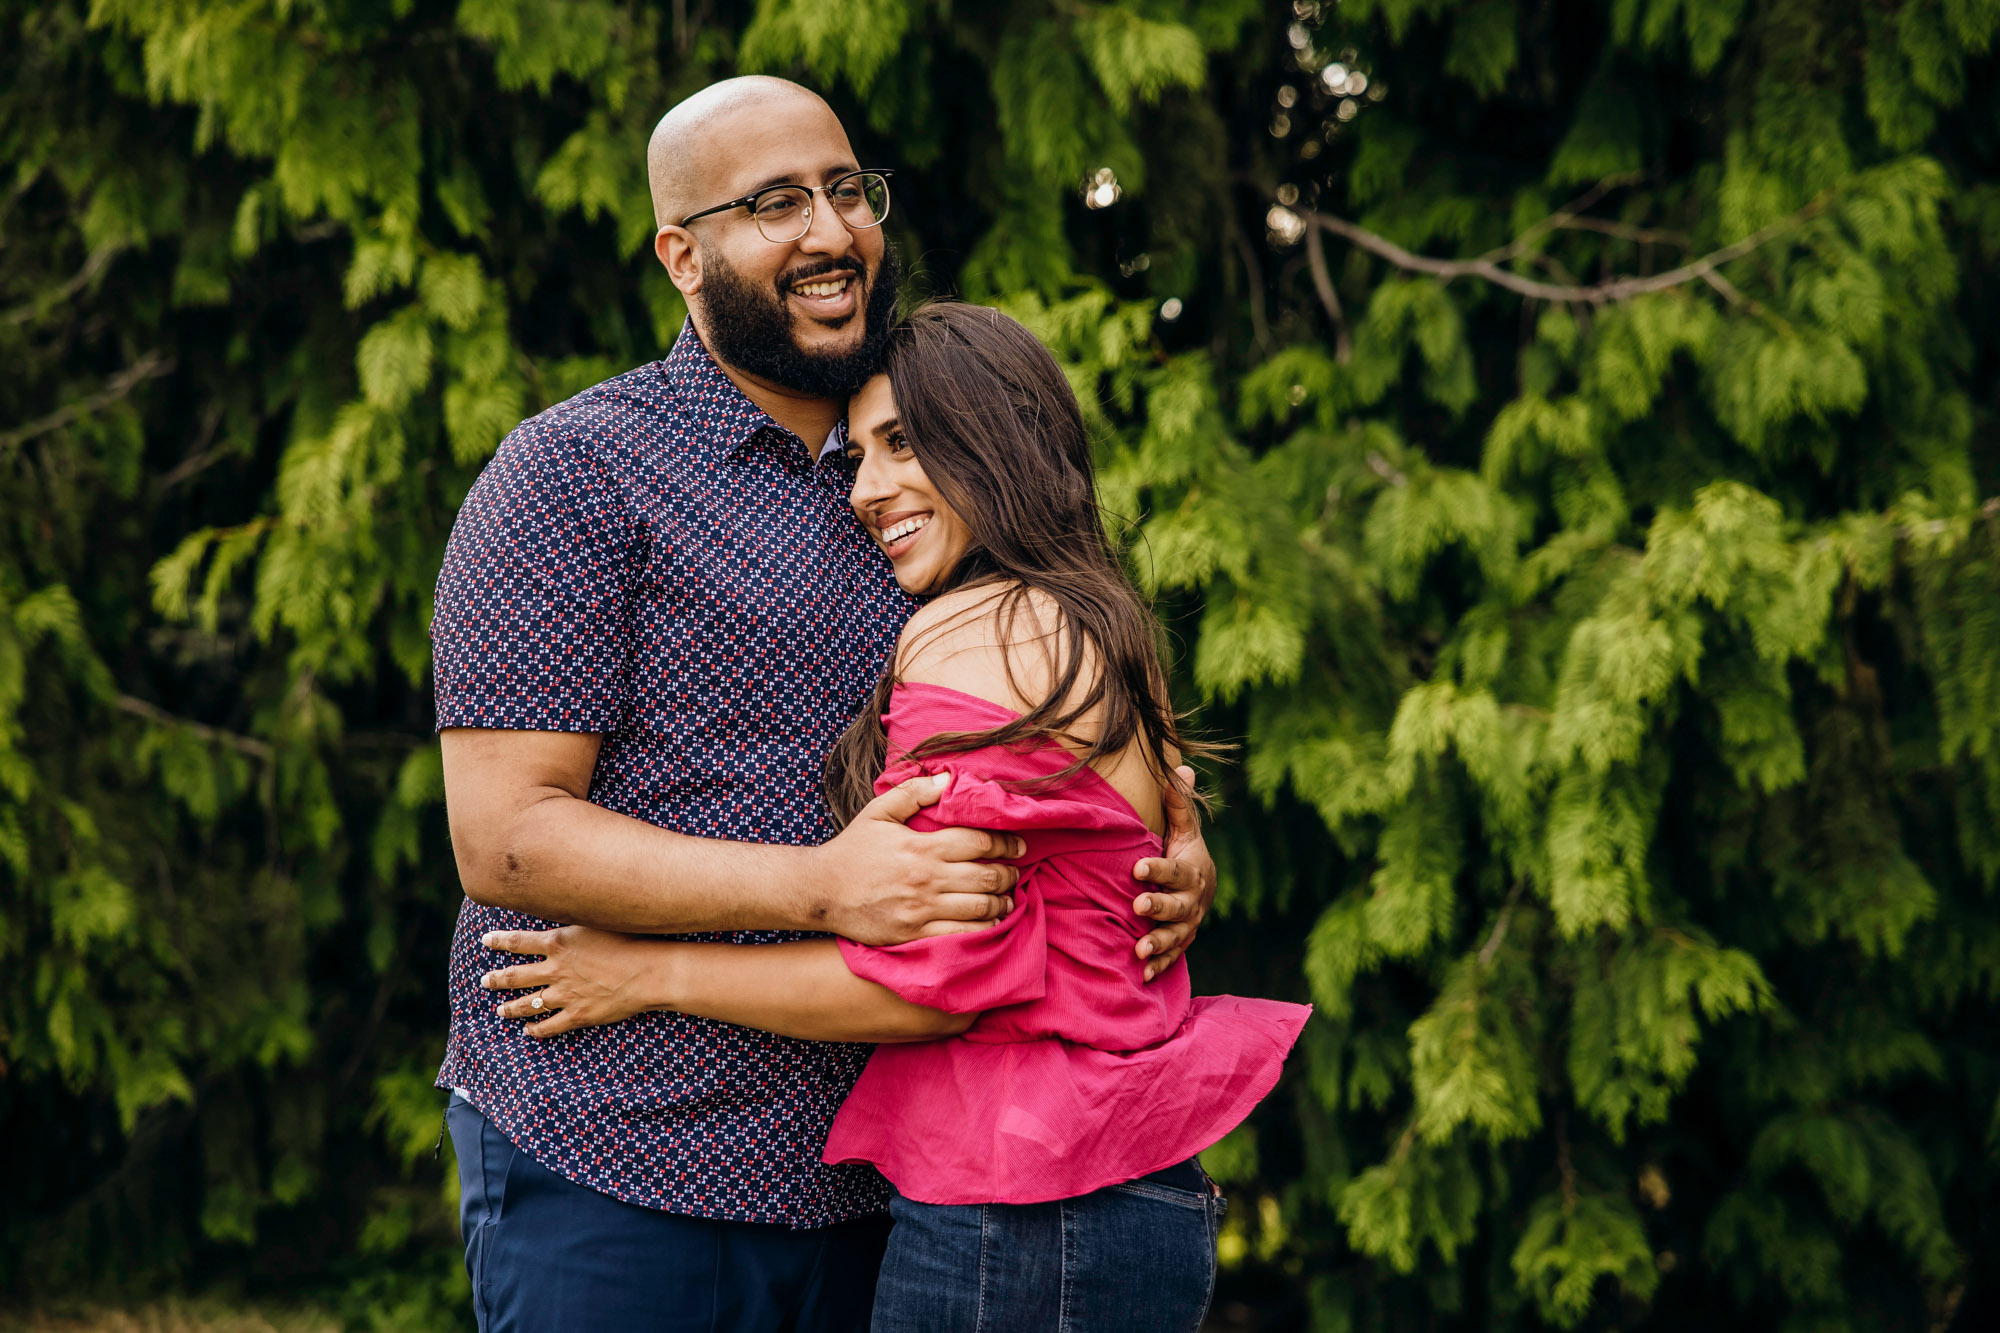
top-left (697, 243), bottom-right (902, 399)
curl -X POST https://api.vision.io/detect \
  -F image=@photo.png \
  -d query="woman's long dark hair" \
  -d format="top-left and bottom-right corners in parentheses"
top-left (825, 301), bottom-right (1215, 826)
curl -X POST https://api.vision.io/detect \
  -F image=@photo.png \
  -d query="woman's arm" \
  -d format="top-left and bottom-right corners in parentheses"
top-left (480, 927), bottom-right (975, 1043)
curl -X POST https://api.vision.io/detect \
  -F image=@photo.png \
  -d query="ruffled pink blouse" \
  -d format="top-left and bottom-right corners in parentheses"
top-left (821, 682), bottom-right (1311, 1205)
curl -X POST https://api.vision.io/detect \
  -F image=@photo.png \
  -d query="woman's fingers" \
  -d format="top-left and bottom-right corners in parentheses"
top-left (524, 1009), bottom-right (581, 1039)
top-left (481, 960), bottom-right (556, 991)
top-left (481, 929), bottom-right (558, 957)
top-left (494, 987), bottom-right (558, 1019)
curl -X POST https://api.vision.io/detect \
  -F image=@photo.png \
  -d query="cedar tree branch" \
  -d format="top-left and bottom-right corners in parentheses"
top-left (0, 352), bottom-right (175, 453)
top-left (1302, 193), bottom-right (1830, 306)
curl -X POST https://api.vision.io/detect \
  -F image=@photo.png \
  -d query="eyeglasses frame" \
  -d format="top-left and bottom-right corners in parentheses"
top-left (671, 169), bottom-right (895, 240)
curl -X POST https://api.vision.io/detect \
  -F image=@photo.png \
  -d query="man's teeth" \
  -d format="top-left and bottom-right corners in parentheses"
top-left (793, 277), bottom-right (851, 298)
top-left (881, 515), bottom-right (931, 543)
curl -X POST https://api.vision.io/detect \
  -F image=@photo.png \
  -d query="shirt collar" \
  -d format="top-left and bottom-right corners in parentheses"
top-left (657, 319), bottom-right (798, 462)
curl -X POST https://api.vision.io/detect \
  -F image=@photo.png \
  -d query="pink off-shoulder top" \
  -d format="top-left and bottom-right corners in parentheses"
top-left (820, 681), bottom-right (1312, 1205)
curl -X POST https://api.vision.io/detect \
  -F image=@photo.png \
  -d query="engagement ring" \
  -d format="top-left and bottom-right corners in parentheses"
top-left (530, 996), bottom-right (544, 1010)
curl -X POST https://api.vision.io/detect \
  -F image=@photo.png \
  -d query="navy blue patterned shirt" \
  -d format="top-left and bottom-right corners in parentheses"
top-left (431, 322), bottom-right (915, 1227)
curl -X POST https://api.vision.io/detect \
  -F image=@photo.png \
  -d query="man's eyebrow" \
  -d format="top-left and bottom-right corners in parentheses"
top-left (739, 163), bottom-right (861, 196)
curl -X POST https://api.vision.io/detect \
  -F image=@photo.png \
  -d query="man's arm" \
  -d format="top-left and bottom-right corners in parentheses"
top-left (443, 727), bottom-right (1024, 943)
top-left (479, 928), bottom-right (973, 1044)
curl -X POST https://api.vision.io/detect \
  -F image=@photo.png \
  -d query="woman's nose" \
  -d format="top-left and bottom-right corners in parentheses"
top-left (850, 452), bottom-right (895, 508)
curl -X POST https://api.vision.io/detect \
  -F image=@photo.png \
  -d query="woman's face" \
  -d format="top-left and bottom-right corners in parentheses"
top-left (846, 373), bottom-right (973, 595)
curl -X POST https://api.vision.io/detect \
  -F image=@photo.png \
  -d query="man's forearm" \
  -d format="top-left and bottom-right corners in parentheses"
top-left (459, 791), bottom-right (826, 934)
top-left (652, 939), bottom-right (970, 1043)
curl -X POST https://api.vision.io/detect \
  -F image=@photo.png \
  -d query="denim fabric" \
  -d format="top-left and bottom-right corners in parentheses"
top-left (869, 1161), bottom-right (1225, 1333)
top-left (446, 1095), bottom-right (889, 1333)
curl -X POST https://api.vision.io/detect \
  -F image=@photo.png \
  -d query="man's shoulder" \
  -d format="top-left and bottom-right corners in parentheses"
top-left (495, 362), bottom-right (676, 464)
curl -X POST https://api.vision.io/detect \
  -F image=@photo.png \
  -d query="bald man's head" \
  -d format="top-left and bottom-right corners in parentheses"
top-left (648, 76), bottom-right (835, 228)
top-left (647, 77), bottom-right (895, 399)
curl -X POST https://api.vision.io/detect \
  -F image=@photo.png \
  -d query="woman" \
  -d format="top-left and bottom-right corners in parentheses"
top-left (482, 302), bottom-right (1310, 1331)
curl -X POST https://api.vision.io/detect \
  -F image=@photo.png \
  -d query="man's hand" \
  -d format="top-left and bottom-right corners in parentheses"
top-left (482, 926), bottom-right (670, 1038)
top-left (1131, 765), bottom-right (1217, 982)
top-left (811, 772), bottom-right (1025, 946)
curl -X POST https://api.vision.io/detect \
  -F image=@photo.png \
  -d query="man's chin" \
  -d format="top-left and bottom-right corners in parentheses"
top-left (791, 313), bottom-right (859, 336)
top-left (786, 317), bottom-right (867, 353)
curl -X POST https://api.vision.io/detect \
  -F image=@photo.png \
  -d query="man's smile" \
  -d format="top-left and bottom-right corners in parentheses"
top-left (786, 267), bottom-right (860, 319)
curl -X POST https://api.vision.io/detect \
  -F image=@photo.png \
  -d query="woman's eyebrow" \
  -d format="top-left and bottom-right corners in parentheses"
top-left (872, 415), bottom-right (901, 440)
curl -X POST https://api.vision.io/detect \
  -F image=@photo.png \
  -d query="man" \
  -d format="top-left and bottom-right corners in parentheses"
top-left (430, 77), bottom-right (1215, 1332)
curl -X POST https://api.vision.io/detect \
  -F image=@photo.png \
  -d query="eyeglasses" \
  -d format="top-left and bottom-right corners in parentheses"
top-left (676, 170), bottom-right (893, 244)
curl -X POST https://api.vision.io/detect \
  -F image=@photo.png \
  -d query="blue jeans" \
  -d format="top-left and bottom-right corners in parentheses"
top-left (446, 1093), bottom-right (889, 1333)
top-left (869, 1161), bottom-right (1226, 1333)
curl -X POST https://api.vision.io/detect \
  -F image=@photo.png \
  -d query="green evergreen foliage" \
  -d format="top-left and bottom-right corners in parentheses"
top-left (3, 0), bottom-right (1997, 1327)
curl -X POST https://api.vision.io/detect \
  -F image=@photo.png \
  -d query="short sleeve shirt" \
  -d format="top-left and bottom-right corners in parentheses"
top-left (431, 322), bottom-right (916, 1227)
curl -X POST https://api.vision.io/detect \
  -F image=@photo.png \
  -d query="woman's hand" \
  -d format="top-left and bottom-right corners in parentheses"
top-left (480, 926), bottom-right (676, 1038)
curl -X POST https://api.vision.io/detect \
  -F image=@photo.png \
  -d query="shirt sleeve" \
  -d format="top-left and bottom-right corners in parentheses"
top-left (431, 412), bottom-right (638, 732)
top-left (835, 760), bottom-right (1091, 1015)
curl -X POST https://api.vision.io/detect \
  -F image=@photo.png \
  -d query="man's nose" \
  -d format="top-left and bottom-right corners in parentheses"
top-left (797, 190), bottom-right (857, 256)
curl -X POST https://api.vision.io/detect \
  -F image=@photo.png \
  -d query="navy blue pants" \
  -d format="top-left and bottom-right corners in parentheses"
top-left (446, 1094), bottom-right (889, 1333)
top-left (870, 1159), bottom-right (1225, 1332)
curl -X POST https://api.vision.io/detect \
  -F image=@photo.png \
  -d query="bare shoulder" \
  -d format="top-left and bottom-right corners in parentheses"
top-left (896, 583), bottom-right (1078, 715)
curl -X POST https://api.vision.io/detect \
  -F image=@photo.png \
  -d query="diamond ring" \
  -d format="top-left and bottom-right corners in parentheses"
top-left (530, 995), bottom-right (545, 1010)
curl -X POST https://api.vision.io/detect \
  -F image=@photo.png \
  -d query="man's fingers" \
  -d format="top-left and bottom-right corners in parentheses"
top-left (916, 918), bottom-right (1003, 937)
top-left (863, 772), bottom-right (952, 825)
top-left (1133, 888), bottom-right (1200, 923)
top-left (1136, 920), bottom-right (1197, 963)
top-left (929, 891), bottom-right (1016, 922)
top-left (929, 827), bottom-right (1027, 863)
top-left (1143, 944), bottom-right (1189, 983)
top-left (481, 929), bottom-right (557, 957)
top-left (1132, 856), bottom-right (1202, 894)
top-left (1162, 765), bottom-right (1201, 838)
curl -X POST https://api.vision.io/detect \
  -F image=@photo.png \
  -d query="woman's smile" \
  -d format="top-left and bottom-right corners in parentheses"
top-left (875, 510), bottom-right (933, 558)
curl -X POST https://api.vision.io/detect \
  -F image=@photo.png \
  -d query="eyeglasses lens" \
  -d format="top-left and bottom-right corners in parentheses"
top-left (753, 174), bottom-right (892, 243)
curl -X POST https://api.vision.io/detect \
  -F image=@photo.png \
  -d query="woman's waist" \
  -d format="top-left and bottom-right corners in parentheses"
top-left (829, 996), bottom-right (1312, 1204)
top-left (959, 969), bottom-right (1192, 1048)
top-left (873, 994), bottom-right (1304, 1066)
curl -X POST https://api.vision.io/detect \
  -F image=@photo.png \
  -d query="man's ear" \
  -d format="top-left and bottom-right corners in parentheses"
top-left (655, 226), bottom-right (703, 297)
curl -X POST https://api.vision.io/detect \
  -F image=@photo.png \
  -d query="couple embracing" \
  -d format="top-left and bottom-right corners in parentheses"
top-left (431, 75), bottom-right (1309, 1333)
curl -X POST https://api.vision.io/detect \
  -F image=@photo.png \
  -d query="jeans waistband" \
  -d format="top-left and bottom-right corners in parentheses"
top-left (1138, 1157), bottom-right (1208, 1195)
